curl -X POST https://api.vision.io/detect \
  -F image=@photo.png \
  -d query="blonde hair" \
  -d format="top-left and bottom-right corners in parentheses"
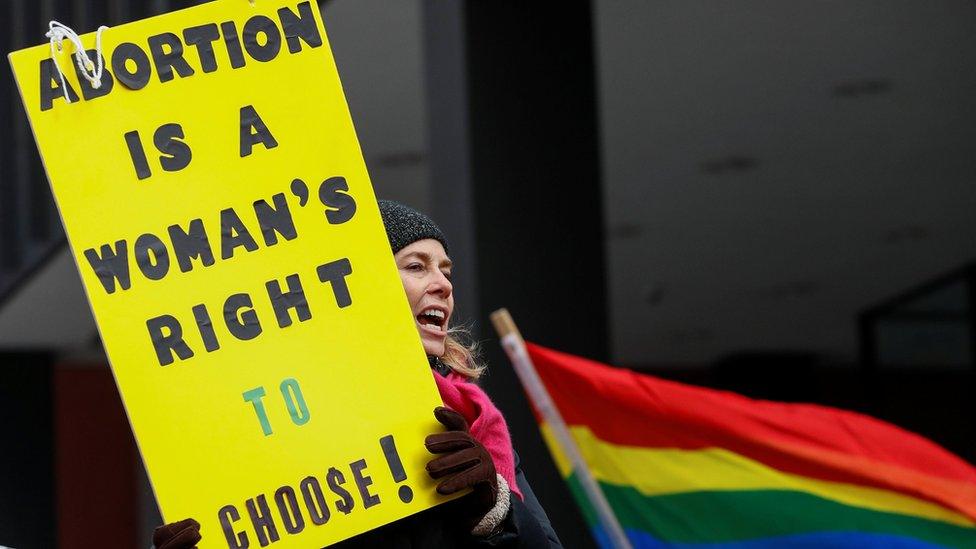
top-left (440, 326), bottom-right (485, 379)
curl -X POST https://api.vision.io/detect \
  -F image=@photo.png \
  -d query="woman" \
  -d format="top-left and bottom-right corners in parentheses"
top-left (153, 201), bottom-right (562, 548)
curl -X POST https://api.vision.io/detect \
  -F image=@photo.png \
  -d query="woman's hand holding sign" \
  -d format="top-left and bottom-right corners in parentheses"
top-left (153, 518), bottom-right (201, 549)
top-left (154, 407), bottom-right (508, 547)
top-left (425, 406), bottom-right (499, 518)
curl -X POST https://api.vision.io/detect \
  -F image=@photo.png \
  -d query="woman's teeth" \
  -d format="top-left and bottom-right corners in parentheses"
top-left (418, 308), bottom-right (446, 332)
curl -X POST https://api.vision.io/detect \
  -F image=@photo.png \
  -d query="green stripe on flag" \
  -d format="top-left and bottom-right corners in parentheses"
top-left (563, 473), bottom-right (976, 547)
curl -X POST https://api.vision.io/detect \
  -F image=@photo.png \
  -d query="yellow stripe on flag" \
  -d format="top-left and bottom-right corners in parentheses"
top-left (540, 423), bottom-right (975, 528)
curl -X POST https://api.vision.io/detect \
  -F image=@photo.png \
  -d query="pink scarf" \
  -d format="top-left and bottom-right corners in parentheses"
top-left (433, 370), bottom-right (524, 500)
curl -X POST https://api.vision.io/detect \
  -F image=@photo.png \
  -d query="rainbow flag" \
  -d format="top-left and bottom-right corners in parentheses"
top-left (525, 343), bottom-right (976, 548)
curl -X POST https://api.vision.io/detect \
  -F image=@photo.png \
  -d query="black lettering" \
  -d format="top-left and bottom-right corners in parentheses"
top-left (318, 176), bottom-right (356, 225)
top-left (125, 130), bottom-right (152, 180)
top-left (316, 258), bottom-right (353, 308)
top-left (218, 505), bottom-right (249, 549)
top-left (278, 2), bottom-right (323, 53)
top-left (74, 51), bottom-right (114, 101)
top-left (350, 459), bottom-right (380, 509)
top-left (299, 477), bottom-right (330, 526)
top-left (220, 208), bottom-right (260, 259)
top-left (240, 105), bottom-right (278, 157)
top-left (39, 58), bottom-right (79, 111)
top-left (221, 22), bottom-right (247, 69)
top-left (224, 293), bottom-right (262, 341)
top-left (183, 24), bottom-right (221, 73)
top-left (253, 193), bottom-right (297, 246)
top-left (148, 32), bottom-right (195, 83)
top-left (243, 16), bottom-right (282, 63)
top-left (134, 233), bottom-right (170, 280)
top-left (84, 241), bottom-right (131, 294)
top-left (265, 274), bottom-right (311, 329)
top-left (245, 495), bottom-right (280, 547)
top-left (274, 486), bottom-right (305, 535)
top-left (112, 42), bottom-right (153, 90)
top-left (380, 435), bottom-right (408, 482)
top-left (326, 468), bottom-right (354, 515)
top-left (154, 123), bottom-right (192, 173)
top-left (146, 315), bottom-right (194, 366)
top-left (168, 219), bottom-right (215, 272)
top-left (192, 303), bottom-right (220, 353)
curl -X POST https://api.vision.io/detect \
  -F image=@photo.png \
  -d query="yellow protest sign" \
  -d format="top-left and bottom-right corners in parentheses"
top-left (8, 1), bottom-right (447, 546)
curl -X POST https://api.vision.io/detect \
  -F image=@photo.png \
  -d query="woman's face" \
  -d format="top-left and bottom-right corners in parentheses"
top-left (394, 239), bottom-right (454, 357)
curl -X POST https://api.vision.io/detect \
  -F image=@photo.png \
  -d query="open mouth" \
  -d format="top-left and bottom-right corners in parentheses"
top-left (416, 307), bottom-right (447, 333)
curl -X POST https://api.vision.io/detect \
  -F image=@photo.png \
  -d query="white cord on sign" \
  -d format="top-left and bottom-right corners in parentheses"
top-left (45, 21), bottom-right (110, 104)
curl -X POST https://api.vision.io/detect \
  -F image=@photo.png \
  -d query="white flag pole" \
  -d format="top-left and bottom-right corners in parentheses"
top-left (490, 309), bottom-right (633, 549)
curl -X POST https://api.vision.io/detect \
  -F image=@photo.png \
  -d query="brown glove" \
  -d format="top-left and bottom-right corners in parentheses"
top-left (153, 518), bottom-right (201, 549)
top-left (425, 406), bottom-right (499, 520)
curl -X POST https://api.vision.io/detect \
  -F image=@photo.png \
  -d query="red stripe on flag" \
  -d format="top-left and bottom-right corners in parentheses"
top-left (525, 342), bottom-right (976, 520)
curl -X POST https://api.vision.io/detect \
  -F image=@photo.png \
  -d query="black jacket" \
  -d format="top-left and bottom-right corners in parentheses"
top-left (332, 451), bottom-right (562, 548)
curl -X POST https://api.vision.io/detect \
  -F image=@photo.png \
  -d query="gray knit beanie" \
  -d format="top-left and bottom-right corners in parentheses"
top-left (378, 200), bottom-right (450, 255)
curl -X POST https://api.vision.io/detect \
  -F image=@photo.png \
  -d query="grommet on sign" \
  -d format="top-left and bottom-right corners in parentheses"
top-left (45, 21), bottom-right (110, 104)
